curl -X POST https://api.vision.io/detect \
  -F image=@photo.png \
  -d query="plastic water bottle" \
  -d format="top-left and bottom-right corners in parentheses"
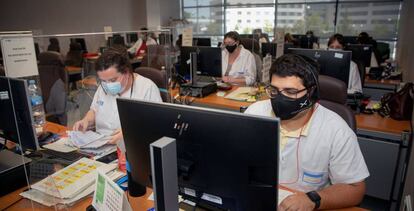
top-left (28, 80), bottom-right (45, 134)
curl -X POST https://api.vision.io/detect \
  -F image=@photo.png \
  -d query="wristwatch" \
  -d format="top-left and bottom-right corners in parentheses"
top-left (306, 191), bottom-right (321, 209)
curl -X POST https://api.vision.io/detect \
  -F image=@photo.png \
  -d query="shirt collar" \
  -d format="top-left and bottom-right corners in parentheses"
top-left (275, 105), bottom-right (317, 138)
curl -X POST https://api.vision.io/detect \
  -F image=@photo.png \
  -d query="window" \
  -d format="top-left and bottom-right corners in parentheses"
top-left (182, 0), bottom-right (401, 58)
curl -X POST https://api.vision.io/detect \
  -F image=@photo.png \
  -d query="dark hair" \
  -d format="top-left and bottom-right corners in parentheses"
top-left (306, 30), bottom-right (314, 36)
top-left (95, 50), bottom-right (132, 74)
top-left (224, 31), bottom-right (240, 42)
top-left (328, 33), bottom-right (345, 48)
top-left (270, 54), bottom-right (319, 89)
top-left (358, 32), bottom-right (370, 44)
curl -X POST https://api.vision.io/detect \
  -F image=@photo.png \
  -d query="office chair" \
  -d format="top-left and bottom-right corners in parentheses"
top-left (134, 67), bottom-right (169, 102)
top-left (141, 44), bottom-right (171, 71)
top-left (38, 51), bottom-right (68, 125)
top-left (318, 75), bottom-right (356, 131)
top-left (318, 75), bottom-right (347, 105)
top-left (376, 42), bottom-right (390, 63)
top-left (240, 38), bottom-right (260, 56)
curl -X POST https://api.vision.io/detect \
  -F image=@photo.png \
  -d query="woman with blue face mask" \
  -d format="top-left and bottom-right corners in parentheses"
top-left (72, 50), bottom-right (162, 146)
top-left (327, 34), bottom-right (363, 94)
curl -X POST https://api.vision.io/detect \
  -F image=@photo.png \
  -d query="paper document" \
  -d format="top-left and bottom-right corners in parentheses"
top-left (68, 131), bottom-right (108, 148)
top-left (21, 164), bottom-right (123, 207)
top-left (224, 87), bottom-right (257, 102)
top-left (42, 138), bottom-right (77, 153)
top-left (31, 158), bottom-right (115, 199)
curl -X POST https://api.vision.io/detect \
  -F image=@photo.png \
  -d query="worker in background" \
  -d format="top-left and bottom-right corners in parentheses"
top-left (328, 34), bottom-right (363, 94)
top-left (127, 27), bottom-right (157, 58)
top-left (221, 31), bottom-right (256, 86)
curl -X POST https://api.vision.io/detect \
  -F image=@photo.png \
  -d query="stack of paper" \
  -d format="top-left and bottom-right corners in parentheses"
top-left (20, 158), bottom-right (124, 207)
top-left (224, 87), bottom-right (258, 102)
top-left (68, 131), bottom-right (110, 149)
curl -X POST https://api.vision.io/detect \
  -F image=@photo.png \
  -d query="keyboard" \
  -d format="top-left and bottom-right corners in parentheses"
top-left (41, 149), bottom-right (86, 162)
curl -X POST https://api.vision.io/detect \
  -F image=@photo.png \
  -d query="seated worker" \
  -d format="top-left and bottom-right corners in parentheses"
top-left (127, 27), bottom-right (158, 58)
top-left (221, 31), bottom-right (256, 86)
top-left (358, 32), bottom-right (379, 67)
top-left (245, 54), bottom-right (369, 210)
top-left (328, 33), bottom-right (363, 94)
top-left (72, 50), bottom-right (162, 147)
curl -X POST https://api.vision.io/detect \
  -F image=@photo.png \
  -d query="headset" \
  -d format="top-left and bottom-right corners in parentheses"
top-left (289, 53), bottom-right (320, 104)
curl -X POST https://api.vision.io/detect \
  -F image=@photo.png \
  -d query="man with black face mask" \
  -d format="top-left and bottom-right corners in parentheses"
top-left (221, 31), bottom-right (256, 86)
top-left (245, 54), bottom-right (369, 211)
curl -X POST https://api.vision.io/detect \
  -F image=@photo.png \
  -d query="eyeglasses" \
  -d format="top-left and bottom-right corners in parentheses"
top-left (265, 85), bottom-right (309, 99)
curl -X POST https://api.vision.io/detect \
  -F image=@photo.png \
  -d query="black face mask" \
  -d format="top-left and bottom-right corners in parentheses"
top-left (226, 44), bottom-right (238, 53)
top-left (270, 92), bottom-right (313, 120)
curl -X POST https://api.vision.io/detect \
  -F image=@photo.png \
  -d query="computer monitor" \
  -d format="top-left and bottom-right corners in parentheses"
top-left (158, 33), bottom-right (173, 46)
top-left (179, 46), bottom-right (222, 77)
top-left (283, 43), bottom-right (295, 54)
top-left (261, 43), bottom-right (277, 58)
top-left (117, 99), bottom-right (278, 210)
top-left (343, 36), bottom-right (358, 45)
top-left (287, 48), bottom-right (352, 86)
top-left (107, 34), bottom-right (126, 47)
top-left (126, 32), bottom-right (138, 44)
top-left (70, 38), bottom-right (87, 53)
top-left (0, 76), bottom-right (39, 150)
top-left (345, 44), bottom-right (372, 68)
top-left (192, 38), bottom-right (211, 47)
top-left (292, 34), bottom-right (318, 49)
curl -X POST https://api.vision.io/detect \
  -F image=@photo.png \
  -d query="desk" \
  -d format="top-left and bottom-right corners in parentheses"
top-left (65, 66), bottom-right (82, 75)
top-left (1, 186), bottom-right (366, 211)
top-left (363, 77), bottom-right (401, 100)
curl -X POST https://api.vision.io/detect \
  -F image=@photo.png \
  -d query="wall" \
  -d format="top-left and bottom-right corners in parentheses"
top-left (0, 0), bottom-right (147, 35)
top-left (397, 0), bottom-right (414, 83)
top-left (146, 0), bottom-right (181, 28)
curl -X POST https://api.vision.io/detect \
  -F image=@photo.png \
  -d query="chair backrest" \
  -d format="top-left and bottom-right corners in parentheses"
top-left (38, 51), bottom-right (67, 103)
top-left (376, 42), bottom-right (390, 63)
top-left (134, 67), bottom-right (168, 102)
top-left (141, 45), bottom-right (170, 70)
top-left (319, 100), bottom-right (356, 132)
top-left (354, 60), bottom-right (366, 87)
top-left (240, 38), bottom-right (260, 56)
top-left (38, 51), bottom-right (68, 125)
top-left (318, 75), bottom-right (347, 105)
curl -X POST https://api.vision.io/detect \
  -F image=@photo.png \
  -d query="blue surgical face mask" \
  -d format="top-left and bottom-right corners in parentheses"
top-left (102, 81), bottom-right (122, 95)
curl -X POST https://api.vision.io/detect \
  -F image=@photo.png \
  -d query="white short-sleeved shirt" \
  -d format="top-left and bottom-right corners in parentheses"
top-left (222, 45), bottom-right (257, 86)
top-left (244, 100), bottom-right (369, 192)
top-left (348, 61), bottom-right (363, 94)
top-left (127, 37), bottom-right (158, 55)
top-left (90, 73), bottom-right (162, 136)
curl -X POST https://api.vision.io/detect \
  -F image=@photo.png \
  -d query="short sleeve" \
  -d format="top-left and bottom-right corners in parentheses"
top-left (329, 127), bottom-right (370, 184)
top-left (90, 86), bottom-right (102, 112)
top-left (143, 80), bottom-right (163, 103)
top-left (244, 52), bottom-right (257, 86)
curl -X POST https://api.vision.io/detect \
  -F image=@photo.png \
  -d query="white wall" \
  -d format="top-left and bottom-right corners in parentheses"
top-left (397, 0), bottom-right (414, 83)
top-left (0, 0), bottom-right (148, 34)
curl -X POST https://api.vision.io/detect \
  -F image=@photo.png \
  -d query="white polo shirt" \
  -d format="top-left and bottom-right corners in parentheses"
top-left (90, 73), bottom-right (162, 136)
top-left (222, 45), bottom-right (257, 86)
top-left (244, 100), bottom-right (369, 192)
